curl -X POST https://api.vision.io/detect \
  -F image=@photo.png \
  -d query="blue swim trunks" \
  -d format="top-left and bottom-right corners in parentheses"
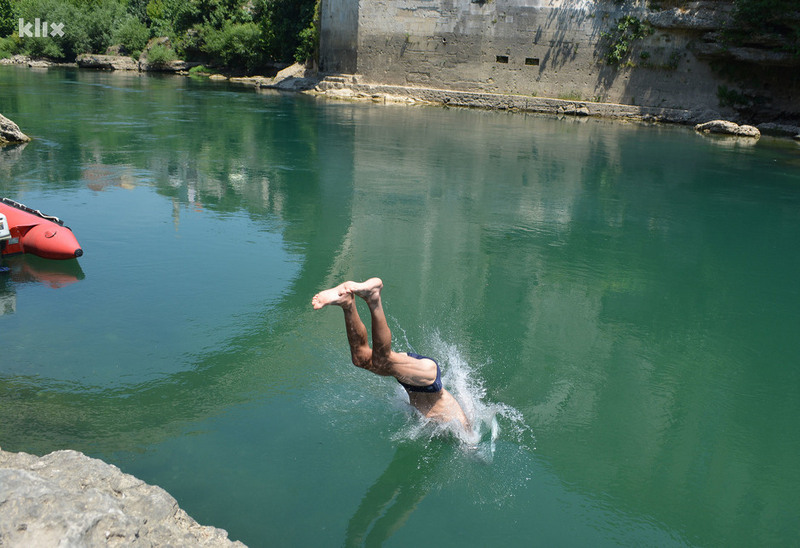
top-left (397, 352), bottom-right (443, 393)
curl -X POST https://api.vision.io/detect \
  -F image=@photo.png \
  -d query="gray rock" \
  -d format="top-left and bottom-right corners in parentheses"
top-left (0, 114), bottom-right (31, 144)
top-left (0, 448), bottom-right (245, 547)
top-left (140, 59), bottom-right (195, 72)
top-left (694, 119), bottom-right (760, 138)
top-left (794, 134), bottom-right (800, 142)
top-left (0, 55), bottom-right (31, 65)
top-left (77, 54), bottom-right (139, 71)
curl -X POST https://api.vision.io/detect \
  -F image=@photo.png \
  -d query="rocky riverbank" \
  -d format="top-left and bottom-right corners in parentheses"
top-left (0, 448), bottom-right (245, 547)
top-left (3, 55), bottom-right (799, 140)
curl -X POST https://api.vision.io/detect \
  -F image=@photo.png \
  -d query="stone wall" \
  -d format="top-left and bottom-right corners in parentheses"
top-left (319, 0), bottom-right (799, 121)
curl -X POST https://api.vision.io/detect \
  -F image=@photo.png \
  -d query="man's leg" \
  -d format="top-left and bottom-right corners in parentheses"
top-left (345, 278), bottom-right (391, 366)
top-left (341, 297), bottom-right (373, 369)
top-left (312, 282), bottom-right (372, 369)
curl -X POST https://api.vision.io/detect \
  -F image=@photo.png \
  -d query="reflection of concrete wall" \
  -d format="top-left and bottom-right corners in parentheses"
top-left (332, 105), bottom-right (602, 326)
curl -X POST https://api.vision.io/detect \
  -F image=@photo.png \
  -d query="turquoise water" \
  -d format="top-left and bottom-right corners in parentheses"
top-left (1, 66), bottom-right (799, 547)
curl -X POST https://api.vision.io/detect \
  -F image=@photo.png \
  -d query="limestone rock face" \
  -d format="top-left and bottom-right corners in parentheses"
top-left (77, 54), bottom-right (139, 71)
top-left (694, 119), bottom-right (761, 138)
top-left (648, 1), bottom-right (734, 31)
top-left (0, 114), bottom-right (31, 144)
top-left (140, 59), bottom-right (194, 72)
top-left (260, 62), bottom-right (319, 91)
top-left (0, 449), bottom-right (245, 547)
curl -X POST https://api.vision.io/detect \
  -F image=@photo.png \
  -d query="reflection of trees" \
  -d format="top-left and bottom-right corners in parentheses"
top-left (0, 68), bottom-right (357, 455)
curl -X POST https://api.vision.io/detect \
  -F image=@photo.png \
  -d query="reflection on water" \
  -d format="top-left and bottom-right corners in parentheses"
top-left (345, 441), bottom-right (446, 548)
top-left (3, 254), bottom-right (85, 289)
top-left (1, 66), bottom-right (799, 547)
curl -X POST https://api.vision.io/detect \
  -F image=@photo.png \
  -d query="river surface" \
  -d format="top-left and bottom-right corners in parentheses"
top-left (1, 66), bottom-right (799, 547)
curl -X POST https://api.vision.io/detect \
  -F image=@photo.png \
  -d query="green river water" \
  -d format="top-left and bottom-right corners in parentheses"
top-left (1, 66), bottom-right (799, 547)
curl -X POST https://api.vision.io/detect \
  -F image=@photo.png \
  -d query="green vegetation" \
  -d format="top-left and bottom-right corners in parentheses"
top-left (0, 0), bottom-right (320, 73)
top-left (188, 63), bottom-right (213, 74)
top-left (601, 16), bottom-right (654, 66)
top-left (716, 84), bottom-right (767, 109)
top-left (145, 42), bottom-right (176, 66)
top-left (730, 0), bottom-right (800, 55)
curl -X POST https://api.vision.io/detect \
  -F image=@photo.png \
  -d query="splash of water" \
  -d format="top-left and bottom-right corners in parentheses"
top-left (389, 328), bottom-right (529, 461)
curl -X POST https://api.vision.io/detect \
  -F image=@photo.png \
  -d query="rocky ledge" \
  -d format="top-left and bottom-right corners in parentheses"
top-left (0, 113), bottom-right (31, 144)
top-left (694, 119), bottom-right (761, 138)
top-left (0, 448), bottom-right (245, 547)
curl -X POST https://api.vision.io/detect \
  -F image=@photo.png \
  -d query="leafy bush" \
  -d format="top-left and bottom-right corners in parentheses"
top-left (601, 16), bottom-right (654, 66)
top-left (200, 21), bottom-right (264, 73)
top-left (294, 20), bottom-right (317, 64)
top-left (14, 0), bottom-right (86, 59)
top-left (0, 35), bottom-right (18, 58)
top-left (256, 0), bottom-right (316, 63)
top-left (112, 16), bottom-right (150, 56)
top-left (188, 63), bottom-right (213, 74)
top-left (146, 42), bottom-right (176, 65)
top-left (0, 0), bottom-right (14, 37)
top-left (5, 0), bottom-right (320, 68)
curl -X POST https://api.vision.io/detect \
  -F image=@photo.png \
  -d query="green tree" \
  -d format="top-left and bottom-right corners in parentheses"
top-left (255, 0), bottom-right (316, 63)
top-left (112, 15), bottom-right (150, 55)
top-left (200, 20), bottom-right (264, 72)
top-left (0, 0), bottom-right (14, 37)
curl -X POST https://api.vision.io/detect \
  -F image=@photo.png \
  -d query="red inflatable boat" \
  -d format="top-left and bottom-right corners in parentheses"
top-left (0, 198), bottom-right (83, 260)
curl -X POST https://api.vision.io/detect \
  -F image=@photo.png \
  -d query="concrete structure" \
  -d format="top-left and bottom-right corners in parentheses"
top-left (319, 0), bottom-right (799, 120)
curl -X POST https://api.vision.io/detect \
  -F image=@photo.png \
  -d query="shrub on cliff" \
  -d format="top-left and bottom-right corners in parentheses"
top-left (146, 42), bottom-right (177, 66)
top-left (199, 21), bottom-right (264, 73)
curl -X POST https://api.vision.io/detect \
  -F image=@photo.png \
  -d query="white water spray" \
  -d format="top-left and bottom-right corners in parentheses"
top-left (390, 327), bottom-right (528, 461)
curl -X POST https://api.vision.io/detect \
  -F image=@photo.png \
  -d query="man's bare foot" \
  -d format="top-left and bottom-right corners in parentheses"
top-left (312, 282), bottom-right (354, 309)
top-left (345, 277), bottom-right (384, 304)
